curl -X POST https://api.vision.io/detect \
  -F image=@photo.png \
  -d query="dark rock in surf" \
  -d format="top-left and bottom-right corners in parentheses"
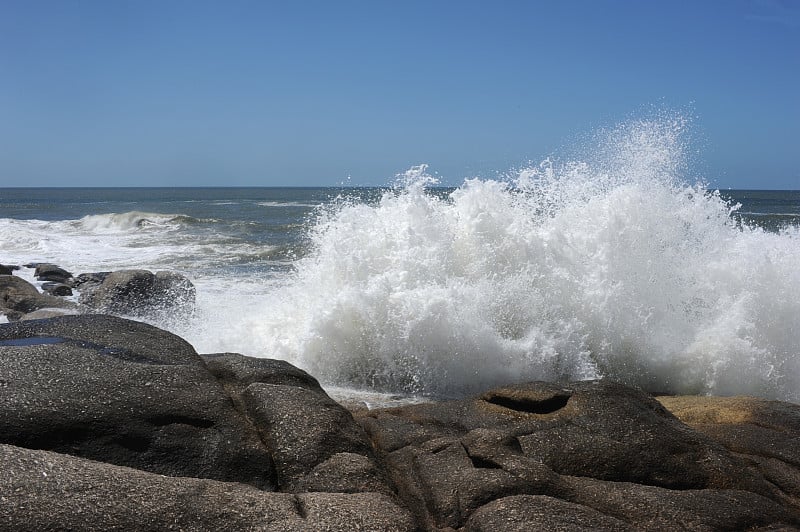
top-left (0, 315), bottom-right (275, 489)
top-left (0, 264), bottom-right (19, 275)
top-left (41, 282), bottom-right (73, 296)
top-left (34, 263), bottom-right (73, 284)
top-left (0, 275), bottom-right (77, 320)
top-left (79, 269), bottom-right (195, 319)
top-left (72, 271), bottom-right (111, 289)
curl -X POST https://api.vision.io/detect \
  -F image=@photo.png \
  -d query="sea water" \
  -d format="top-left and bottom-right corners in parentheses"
top-left (1, 118), bottom-right (799, 402)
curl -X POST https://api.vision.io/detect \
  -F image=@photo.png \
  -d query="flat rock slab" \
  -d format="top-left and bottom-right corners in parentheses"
top-left (0, 444), bottom-right (416, 532)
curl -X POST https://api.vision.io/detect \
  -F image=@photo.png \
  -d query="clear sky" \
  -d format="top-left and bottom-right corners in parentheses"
top-left (1, 0), bottom-right (798, 188)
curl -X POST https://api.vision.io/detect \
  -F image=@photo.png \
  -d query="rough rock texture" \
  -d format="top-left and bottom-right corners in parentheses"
top-left (358, 380), bottom-right (800, 530)
top-left (0, 444), bottom-right (417, 532)
top-left (79, 269), bottom-right (196, 318)
top-left (202, 352), bottom-right (393, 495)
top-left (2, 315), bottom-right (800, 531)
top-left (658, 395), bottom-right (800, 508)
top-left (0, 315), bottom-right (275, 488)
top-left (243, 383), bottom-right (381, 491)
top-left (41, 281), bottom-right (73, 296)
top-left (0, 275), bottom-right (76, 320)
top-left (34, 263), bottom-right (73, 284)
top-left (0, 316), bottom-right (413, 531)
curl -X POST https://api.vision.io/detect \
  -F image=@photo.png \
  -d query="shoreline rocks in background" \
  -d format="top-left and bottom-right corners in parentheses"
top-left (1, 315), bottom-right (799, 530)
top-left (0, 274), bottom-right (77, 321)
top-left (0, 262), bottom-right (195, 323)
top-left (0, 264), bottom-right (19, 275)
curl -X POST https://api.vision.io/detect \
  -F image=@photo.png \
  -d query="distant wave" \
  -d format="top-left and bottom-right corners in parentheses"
top-left (71, 211), bottom-right (232, 232)
top-left (257, 201), bottom-right (324, 208)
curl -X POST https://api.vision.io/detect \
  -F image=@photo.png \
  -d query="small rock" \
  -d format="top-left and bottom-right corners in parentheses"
top-left (34, 264), bottom-right (73, 284)
top-left (41, 282), bottom-right (73, 296)
top-left (0, 264), bottom-right (19, 275)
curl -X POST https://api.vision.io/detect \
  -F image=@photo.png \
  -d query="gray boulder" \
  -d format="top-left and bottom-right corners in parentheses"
top-left (41, 281), bottom-right (73, 296)
top-left (34, 263), bottom-right (73, 284)
top-left (0, 264), bottom-right (19, 275)
top-left (202, 352), bottom-right (393, 494)
top-left (0, 275), bottom-right (76, 320)
top-left (0, 315), bottom-right (275, 489)
top-left (79, 269), bottom-right (195, 319)
top-left (243, 383), bottom-right (384, 491)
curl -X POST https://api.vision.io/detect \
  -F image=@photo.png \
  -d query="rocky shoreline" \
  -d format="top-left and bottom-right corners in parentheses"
top-left (1, 267), bottom-right (800, 530)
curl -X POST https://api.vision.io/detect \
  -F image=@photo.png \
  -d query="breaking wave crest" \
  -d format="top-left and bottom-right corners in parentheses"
top-left (245, 117), bottom-right (800, 400)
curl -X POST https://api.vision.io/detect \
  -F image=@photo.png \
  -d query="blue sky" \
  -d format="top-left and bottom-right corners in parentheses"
top-left (1, 0), bottom-right (798, 188)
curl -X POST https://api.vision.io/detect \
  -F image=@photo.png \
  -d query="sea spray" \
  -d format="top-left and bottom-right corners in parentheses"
top-left (243, 118), bottom-right (800, 401)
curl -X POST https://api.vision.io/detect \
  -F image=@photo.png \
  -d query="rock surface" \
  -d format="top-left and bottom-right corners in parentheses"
top-left (1, 315), bottom-right (799, 531)
top-left (79, 269), bottom-right (196, 319)
top-left (0, 275), bottom-right (76, 321)
top-left (0, 315), bottom-right (275, 488)
top-left (0, 444), bottom-right (416, 532)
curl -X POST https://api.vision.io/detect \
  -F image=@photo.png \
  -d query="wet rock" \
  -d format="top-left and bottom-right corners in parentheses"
top-left (72, 271), bottom-right (111, 289)
top-left (0, 264), bottom-right (19, 275)
top-left (34, 263), bottom-right (73, 284)
top-left (3, 313), bottom-right (800, 530)
top-left (564, 475), bottom-right (800, 531)
top-left (0, 315), bottom-right (275, 489)
top-left (202, 352), bottom-right (393, 495)
top-left (0, 444), bottom-right (416, 532)
top-left (41, 281), bottom-right (73, 296)
top-left (79, 269), bottom-right (195, 319)
top-left (202, 352), bottom-right (322, 400)
top-left (0, 275), bottom-right (76, 319)
top-left (293, 452), bottom-right (394, 495)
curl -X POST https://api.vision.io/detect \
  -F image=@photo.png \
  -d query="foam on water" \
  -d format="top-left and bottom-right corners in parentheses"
top-left (211, 117), bottom-right (800, 401)
top-left (2, 116), bottom-right (797, 402)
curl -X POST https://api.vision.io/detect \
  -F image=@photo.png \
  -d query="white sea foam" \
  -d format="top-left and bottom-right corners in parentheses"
top-left (198, 117), bottom-right (800, 401)
top-left (2, 116), bottom-right (798, 403)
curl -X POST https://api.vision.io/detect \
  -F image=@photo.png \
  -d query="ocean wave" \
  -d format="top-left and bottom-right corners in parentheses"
top-left (74, 211), bottom-right (185, 232)
top-left (257, 201), bottom-right (325, 208)
top-left (227, 116), bottom-right (800, 401)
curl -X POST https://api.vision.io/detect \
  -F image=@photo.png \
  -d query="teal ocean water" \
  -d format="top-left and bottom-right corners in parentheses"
top-left (1, 121), bottom-right (799, 402)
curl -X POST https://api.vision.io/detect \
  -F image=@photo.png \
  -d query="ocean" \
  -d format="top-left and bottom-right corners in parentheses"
top-left (2, 120), bottom-right (799, 402)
